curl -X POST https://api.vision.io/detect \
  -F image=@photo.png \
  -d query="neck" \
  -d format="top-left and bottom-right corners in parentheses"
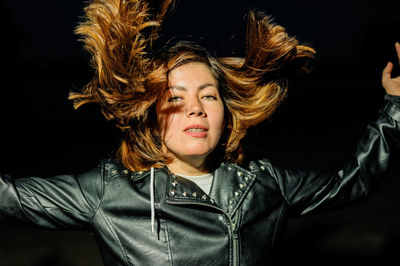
top-left (167, 156), bottom-right (210, 176)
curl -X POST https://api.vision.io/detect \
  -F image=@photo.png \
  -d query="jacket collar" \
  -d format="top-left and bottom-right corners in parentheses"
top-left (164, 163), bottom-right (257, 217)
top-left (129, 163), bottom-right (257, 217)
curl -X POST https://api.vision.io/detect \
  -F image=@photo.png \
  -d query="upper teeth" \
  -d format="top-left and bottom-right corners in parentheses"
top-left (187, 129), bottom-right (204, 132)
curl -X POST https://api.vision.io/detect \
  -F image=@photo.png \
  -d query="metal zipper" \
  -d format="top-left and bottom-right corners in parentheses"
top-left (232, 226), bottom-right (239, 266)
top-left (166, 200), bottom-right (239, 265)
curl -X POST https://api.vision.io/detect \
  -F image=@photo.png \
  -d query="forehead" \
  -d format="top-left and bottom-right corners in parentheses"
top-left (167, 62), bottom-right (216, 84)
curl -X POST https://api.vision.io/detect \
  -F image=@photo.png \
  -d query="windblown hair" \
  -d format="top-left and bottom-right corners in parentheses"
top-left (69, 0), bottom-right (315, 171)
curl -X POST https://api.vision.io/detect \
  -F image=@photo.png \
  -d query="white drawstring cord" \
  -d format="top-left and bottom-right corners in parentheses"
top-left (150, 167), bottom-right (155, 234)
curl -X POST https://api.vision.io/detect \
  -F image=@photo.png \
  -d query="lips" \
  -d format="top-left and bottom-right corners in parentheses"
top-left (184, 124), bottom-right (208, 137)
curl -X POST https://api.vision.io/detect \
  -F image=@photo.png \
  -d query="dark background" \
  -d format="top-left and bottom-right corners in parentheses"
top-left (1, 0), bottom-right (400, 265)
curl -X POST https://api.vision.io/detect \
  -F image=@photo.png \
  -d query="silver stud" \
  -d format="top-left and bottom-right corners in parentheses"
top-left (260, 165), bottom-right (266, 171)
top-left (245, 176), bottom-right (250, 182)
top-left (111, 170), bottom-right (117, 175)
top-left (201, 195), bottom-right (207, 201)
top-left (236, 171), bottom-right (243, 177)
top-left (239, 183), bottom-right (246, 189)
top-left (227, 166), bottom-right (233, 171)
top-left (123, 169), bottom-right (129, 174)
top-left (234, 191), bottom-right (240, 197)
top-left (218, 215), bottom-right (224, 221)
top-left (210, 199), bottom-right (215, 204)
top-left (182, 192), bottom-right (187, 197)
top-left (172, 181), bottom-right (178, 187)
top-left (229, 199), bottom-right (235, 205)
top-left (249, 165), bottom-right (255, 170)
top-left (192, 192), bottom-right (197, 198)
top-left (138, 171), bottom-right (143, 174)
top-left (170, 190), bottom-right (176, 196)
top-left (171, 174), bottom-right (177, 179)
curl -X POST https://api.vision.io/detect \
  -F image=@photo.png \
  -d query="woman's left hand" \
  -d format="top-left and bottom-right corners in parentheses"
top-left (382, 42), bottom-right (400, 96)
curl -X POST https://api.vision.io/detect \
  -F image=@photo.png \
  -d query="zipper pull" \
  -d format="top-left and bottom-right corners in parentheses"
top-left (232, 230), bottom-right (238, 239)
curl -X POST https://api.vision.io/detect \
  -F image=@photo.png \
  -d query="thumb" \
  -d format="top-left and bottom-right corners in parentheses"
top-left (382, 62), bottom-right (393, 83)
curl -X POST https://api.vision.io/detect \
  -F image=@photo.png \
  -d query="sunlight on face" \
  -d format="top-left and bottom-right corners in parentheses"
top-left (156, 63), bottom-right (225, 165)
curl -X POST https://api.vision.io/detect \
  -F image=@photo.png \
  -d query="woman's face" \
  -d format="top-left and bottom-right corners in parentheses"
top-left (156, 62), bottom-right (225, 166)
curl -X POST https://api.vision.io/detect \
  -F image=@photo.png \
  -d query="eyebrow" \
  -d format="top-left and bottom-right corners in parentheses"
top-left (167, 83), bottom-right (217, 91)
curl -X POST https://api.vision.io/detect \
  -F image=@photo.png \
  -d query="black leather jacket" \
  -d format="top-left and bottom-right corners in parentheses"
top-left (1, 96), bottom-right (399, 265)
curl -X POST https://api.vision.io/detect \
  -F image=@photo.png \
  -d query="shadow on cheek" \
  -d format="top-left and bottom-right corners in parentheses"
top-left (157, 104), bottom-right (184, 144)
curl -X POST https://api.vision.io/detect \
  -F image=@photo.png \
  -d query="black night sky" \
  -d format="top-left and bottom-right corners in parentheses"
top-left (0, 0), bottom-right (399, 265)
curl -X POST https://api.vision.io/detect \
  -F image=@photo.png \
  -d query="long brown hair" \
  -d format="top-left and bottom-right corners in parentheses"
top-left (69, 0), bottom-right (315, 171)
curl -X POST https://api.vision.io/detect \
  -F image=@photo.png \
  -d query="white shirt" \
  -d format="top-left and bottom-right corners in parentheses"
top-left (175, 173), bottom-right (213, 194)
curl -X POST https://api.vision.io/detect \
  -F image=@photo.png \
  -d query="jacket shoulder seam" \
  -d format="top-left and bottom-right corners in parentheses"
top-left (260, 160), bottom-right (291, 205)
top-left (89, 162), bottom-right (106, 223)
top-left (97, 208), bottom-right (131, 265)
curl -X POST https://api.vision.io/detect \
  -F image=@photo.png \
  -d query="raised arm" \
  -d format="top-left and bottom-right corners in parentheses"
top-left (0, 165), bottom-right (103, 230)
top-left (263, 42), bottom-right (400, 216)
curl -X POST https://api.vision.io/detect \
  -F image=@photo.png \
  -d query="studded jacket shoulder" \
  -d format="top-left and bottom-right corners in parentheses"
top-left (0, 96), bottom-right (399, 265)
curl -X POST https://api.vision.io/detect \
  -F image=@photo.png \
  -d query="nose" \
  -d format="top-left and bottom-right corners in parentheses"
top-left (186, 97), bottom-right (205, 117)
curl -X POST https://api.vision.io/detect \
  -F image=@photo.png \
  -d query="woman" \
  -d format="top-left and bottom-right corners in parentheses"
top-left (1, 0), bottom-right (400, 265)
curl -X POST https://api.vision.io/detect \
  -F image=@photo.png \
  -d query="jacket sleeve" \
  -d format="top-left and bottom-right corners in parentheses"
top-left (0, 164), bottom-right (103, 230)
top-left (262, 95), bottom-right (400, 217)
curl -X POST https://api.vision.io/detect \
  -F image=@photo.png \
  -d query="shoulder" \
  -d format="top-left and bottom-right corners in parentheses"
top-left (241, 153), bottom-right (278, 176)
top-left (73, 158), bottom-right (134, 210)
top-left (234, 157), bottom-right (281, 186)
top-left (99, 158), bottom-right (132, 181)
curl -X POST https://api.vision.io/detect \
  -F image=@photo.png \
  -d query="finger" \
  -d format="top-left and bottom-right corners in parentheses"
top-left (382, 62), bottom-right (393, 83)
top-left (396, 42), bottom-right (400, 64)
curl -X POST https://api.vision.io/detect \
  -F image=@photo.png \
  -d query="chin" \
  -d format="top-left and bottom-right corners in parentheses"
top-left (182, 149), bottom-right (211, 157)
top-left (182, 143), bottom-right (215, 156)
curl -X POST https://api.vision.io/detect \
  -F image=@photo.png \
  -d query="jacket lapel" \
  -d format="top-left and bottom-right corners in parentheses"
top-left (209, 163), bottom-right (257, 217)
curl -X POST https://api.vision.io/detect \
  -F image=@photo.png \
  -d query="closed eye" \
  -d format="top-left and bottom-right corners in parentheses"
top-left (168, 96), bottom-right (183, 102)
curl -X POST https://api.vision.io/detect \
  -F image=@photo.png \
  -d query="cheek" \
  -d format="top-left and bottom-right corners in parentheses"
top-left (157, 112), bottom-right (181, 141)
top-left (156, 102), bottom-right (171, 137)
top-left (212, 104), bottom-right (225, 131)
top-left (156, 113), bottom-right (166, 137)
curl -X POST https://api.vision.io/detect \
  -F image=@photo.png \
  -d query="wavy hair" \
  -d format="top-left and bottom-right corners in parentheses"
top-left (69, 0), bottom-right (315, 171)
